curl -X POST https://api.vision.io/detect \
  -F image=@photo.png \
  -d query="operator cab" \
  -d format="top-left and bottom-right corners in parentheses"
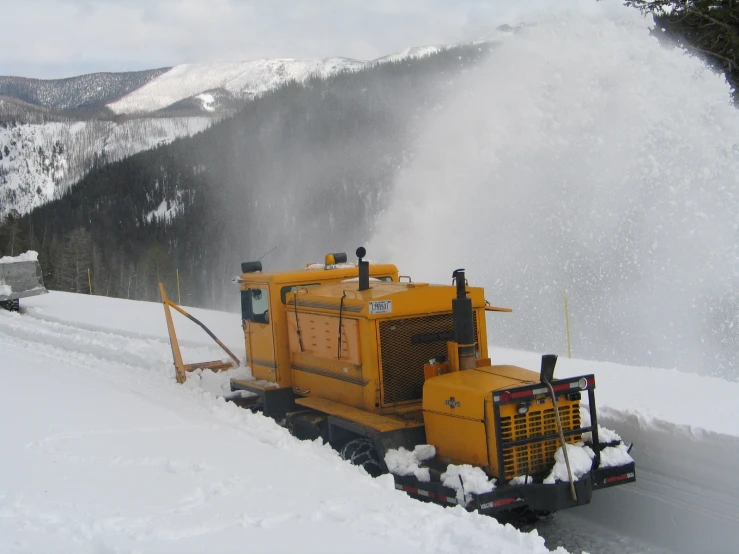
top-left (237, 252), bottom-right (399, 387)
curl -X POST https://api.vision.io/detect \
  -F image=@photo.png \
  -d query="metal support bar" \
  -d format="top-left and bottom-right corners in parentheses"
top-left (494, 401), bottom-right (507, 482)
top-left (160, 282), bottom-right (187, 383)
top-left (159, 282), bottom-right (241, 383)
top-left (545, 378), bottom-right (577, 501)
top-left (588, 387), bottom-right (601, 468)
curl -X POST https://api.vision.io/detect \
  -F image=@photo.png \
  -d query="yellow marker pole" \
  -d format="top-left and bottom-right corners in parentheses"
top-left (176, 269), bottom-right (181, 305)
top-left (88, 268), bottom-right (92, 295)
top-left (564, 293), bottom-right (572, 358)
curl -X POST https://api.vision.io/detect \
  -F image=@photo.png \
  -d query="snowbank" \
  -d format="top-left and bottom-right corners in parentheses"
top-left (0, 250), bottom-right (38, 263)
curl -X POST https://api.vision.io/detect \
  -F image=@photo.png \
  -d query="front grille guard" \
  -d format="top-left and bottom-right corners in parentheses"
top-left (491, 375), bottom-right (600, 483)
top-left (378, 313), bottom-right (478, 405)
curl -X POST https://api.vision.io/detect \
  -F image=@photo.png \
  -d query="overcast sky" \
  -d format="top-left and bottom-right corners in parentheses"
top-left (0, 0), bottom-right (598, 79)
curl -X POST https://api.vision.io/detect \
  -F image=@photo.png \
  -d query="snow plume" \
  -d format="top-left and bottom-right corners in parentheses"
top-left (371, 1), bottom-right (739, 380)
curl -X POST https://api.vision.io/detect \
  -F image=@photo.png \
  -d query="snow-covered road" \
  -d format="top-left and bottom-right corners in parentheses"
top-left (2, 292), bottom-right (739, 553)
top-left (0, 293), bottom-right (562, 554)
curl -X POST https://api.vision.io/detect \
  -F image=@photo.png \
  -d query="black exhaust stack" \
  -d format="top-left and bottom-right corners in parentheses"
top-left (357, 247), bottom-right (370, 291)
top-left (452, 269), bottom-right (476, 370)
top-left (540, 354), bottom-right (558, 384)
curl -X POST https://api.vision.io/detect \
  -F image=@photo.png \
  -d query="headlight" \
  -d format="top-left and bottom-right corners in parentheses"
top-left (517, 402), bottom-right (529, 415)
top-left (578, 377), bottom-right (589, 390)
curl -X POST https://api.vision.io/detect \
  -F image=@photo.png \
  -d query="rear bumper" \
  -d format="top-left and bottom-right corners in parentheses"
top-left (393, 461), bottom-right (636, 515)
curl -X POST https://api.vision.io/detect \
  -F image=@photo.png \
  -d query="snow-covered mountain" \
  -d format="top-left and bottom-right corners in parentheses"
top-left (107, 58), bottom-right (368, 115)
top-left (2, 47), bottom-right (445, 118)
top-left (0, 46), bottom-right (447, 217)
top-left (0, 68), bottom-right (169, 113)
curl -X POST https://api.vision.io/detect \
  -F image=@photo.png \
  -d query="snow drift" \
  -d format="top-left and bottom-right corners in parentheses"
top-left (3, 292), bottom-right (739, 553)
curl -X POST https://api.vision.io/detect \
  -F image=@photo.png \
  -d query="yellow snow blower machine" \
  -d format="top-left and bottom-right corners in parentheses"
top-left (160, 247), bottom-right (635, 521)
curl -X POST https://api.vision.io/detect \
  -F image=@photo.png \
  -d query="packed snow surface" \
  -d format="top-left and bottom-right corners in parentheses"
top-left (0, 292), bottom-right (565, 554)
top-left (3, 292), bottom-right (739, 552)
top-left (0, 250), bottom-right (38, 263)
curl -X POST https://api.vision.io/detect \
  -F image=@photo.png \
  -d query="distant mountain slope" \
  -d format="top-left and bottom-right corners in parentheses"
top-left (0, 45), bottom-right (457, 217)
top-left (15, 44), bottom-right (491, 307)
top-left (0, 118), bottom-right (211, 215)
top-left (0, 68), bottom-right (170, 112)
top-left (0, 48), bottom-right (446, 119)
top-left (107, 58), bottom-right (369, 115)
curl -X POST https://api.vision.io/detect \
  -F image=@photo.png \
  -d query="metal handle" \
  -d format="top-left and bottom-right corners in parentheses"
top-left (545, 379), bottom-right (577, 502)
top-left (294, 386), bottom-right (311, 395)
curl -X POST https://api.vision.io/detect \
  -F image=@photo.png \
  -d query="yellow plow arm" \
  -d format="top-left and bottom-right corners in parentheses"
top-left (159, 282), bottom-right (241, 383)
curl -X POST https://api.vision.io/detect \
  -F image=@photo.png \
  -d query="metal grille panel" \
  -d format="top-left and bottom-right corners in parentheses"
top-left (378, 313), bottom-right (478, 405)
top-left (499, 403), bottom-right (581, 479)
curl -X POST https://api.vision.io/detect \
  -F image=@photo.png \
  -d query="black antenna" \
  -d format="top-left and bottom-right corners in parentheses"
top-left (258, 245), bottom-right (278, 261)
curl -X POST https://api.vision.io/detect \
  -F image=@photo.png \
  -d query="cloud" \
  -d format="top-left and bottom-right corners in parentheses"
top-left (0, 0), bottom-right (617, 78)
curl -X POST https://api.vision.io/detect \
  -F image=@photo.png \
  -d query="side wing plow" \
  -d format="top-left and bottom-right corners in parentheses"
top-left (158, 282), bottom-right (241, 383)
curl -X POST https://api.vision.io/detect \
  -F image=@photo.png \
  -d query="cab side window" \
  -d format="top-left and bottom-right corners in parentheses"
top-left (241, 287), bottom-right (270, 324)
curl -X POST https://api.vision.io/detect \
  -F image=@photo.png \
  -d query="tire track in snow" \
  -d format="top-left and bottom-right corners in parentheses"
top-left (0, 311), bottom-right (667, 554)
top-left (0, 309), bottom-right (334, 456)
top-left (5, 305), bottom-right (730, 554)
top-left (0, 309), bottom-right (222, 384)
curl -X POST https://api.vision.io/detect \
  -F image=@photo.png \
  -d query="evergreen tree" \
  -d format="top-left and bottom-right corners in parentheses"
top-left (625, 0), bottom-right (738, 100)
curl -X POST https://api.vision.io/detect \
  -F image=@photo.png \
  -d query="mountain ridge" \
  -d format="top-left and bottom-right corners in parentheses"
top-left (0, 46), bottom-right (449, 118)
